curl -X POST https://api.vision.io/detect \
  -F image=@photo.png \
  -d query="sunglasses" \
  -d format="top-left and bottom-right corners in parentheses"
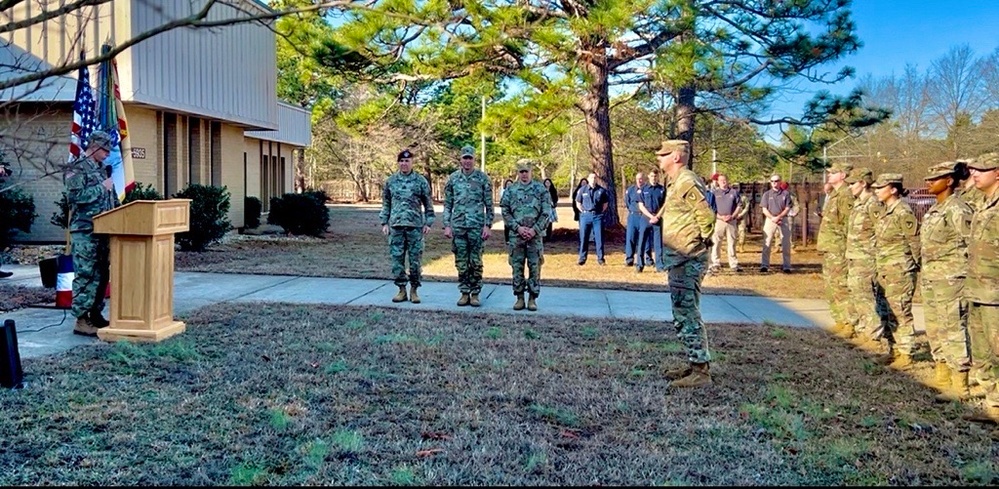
top-left (461, 156), bottom-right (473, 160)
top-left (518, 169), bottom-right (530, 173)
top-left (770, 179), bottom-right (780, 183)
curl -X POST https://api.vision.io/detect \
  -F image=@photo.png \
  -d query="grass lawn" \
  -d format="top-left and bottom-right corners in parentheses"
top-left (175, 204), bottom-right (826, 299)
top-left (1, 304), bottom-right (995, 485)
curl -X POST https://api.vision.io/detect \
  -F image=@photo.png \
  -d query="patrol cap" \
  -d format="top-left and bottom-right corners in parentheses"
top-left (871, 173), bottom-right (903, 189)
top-left (460, 145), bottom-right (475, 158)
top-left (516, 158), bottom-right (534, 172)
top-left (87, 130), bottom-right (112, 152)
top-left (924, 161), bottom-right (962, 181)
top-left (968, 152), bottom-right (999, 171)
top-left (827, 162), bottom-right (853, 174)
top-left (397, 148), bottom-right (413, 161)
top-left (655, 139), bottom-right (689, 156)
top-left (845, 167), bottom-right (873, 185)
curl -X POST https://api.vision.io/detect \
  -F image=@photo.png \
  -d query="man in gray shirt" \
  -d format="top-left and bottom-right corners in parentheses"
top-left (760, 174), bottom-right (793, 273)
top-left (709, 174), bottom-right (742, 273)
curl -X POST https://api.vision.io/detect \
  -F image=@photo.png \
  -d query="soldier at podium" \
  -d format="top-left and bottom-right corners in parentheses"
top-left (65, 130), bottom-right (119, 336)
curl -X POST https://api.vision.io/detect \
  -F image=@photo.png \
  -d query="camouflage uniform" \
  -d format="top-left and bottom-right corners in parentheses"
top-left (816, 175), bottom-right (856, 329)
top-left (845, 188), bottom-right (890, 340)
top-left (965, 155), bottom-right (999, 415)
top-left (659, 159), bottom-right (715, 365)
top-left (379, 170), bottom-right (435, 288)
top-left (443, 167), bottom-right (494, 295)
top-left (735, 193), bottom-right (750, 253)
top-left (65, 153), bottom-right (118, 320)
top-left (873, 178), bottom-right (921, 355)
top-left (957, 185), bottom-right (984, 212)
top-left (920, 192), bottom-right (973, 371)
top-left (500, 171), bottom-right (551, 298)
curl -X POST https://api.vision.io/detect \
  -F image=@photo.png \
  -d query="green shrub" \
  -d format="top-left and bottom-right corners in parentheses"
top-left (123, 182), bottom-right (164, 204)
top-left (172, 184), bottom-right (232, 251)
top-left (267, 190), bottom-right (329, 236)
top-left (0, 187), bottom-right (37, 252)
top-left (244, 196), bottom-right (262, 229)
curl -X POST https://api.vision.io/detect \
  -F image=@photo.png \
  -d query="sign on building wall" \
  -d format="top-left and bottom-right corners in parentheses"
top-left (131, 147), bottom-right (146, 159)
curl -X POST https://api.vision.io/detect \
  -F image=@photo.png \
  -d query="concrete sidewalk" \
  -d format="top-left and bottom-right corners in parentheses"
top-left (1, 263), bottom-right (866, 361)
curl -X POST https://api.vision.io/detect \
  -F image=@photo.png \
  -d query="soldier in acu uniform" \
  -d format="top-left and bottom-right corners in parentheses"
top-left (961, 153), bottom-right (999, 433)
top-left (871, 173), bottom-right (921, 369)
top-left (655, 140), bottom-right (716, 388)
top-left (817, 162), bottom-right (856, 338)
top-left (442, 145), bottom-right (494, 307)
top-left (379, 149), bottom-right (435, 304)
top-left (844, 168), bottom-right (890, 350)
top-left (500, 160), bottom-right (551, 311)
top-left (65, 130), bottom-right (118, 336)
top-left (919, 161), bottom-right (974, 402)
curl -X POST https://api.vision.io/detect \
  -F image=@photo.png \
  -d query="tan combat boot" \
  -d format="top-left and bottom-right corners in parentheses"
top-left (670, 362), bottom-right (712, 388)
top-left (526, 294), bottom-right (538, 311)
top-left (409, 285), bottom-right (421, 304)
top-left (392, 286), bottom-right (408, 303)
top-left (932, 361), bottom-right (951, 390)
top-left (888, 351), bottom-right (914, 370)
top-left (73, 316), bottom-right (99, 337)
top-left (457, 293), bottom-right (470, 307)
top-left (936, 369), bottom-right (970, 403)
top-left (663, 364), bottom-right (692, 381)
top-left (513, 294), bottom-right (525, 311)
top-left (469, 294), bottom-right (481, 307)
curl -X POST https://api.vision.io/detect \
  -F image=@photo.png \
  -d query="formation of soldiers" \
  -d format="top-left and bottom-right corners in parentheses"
top-left (380, 140), bottom-right (715, 389)
top-left (818, 153), bottom-right (999, 434)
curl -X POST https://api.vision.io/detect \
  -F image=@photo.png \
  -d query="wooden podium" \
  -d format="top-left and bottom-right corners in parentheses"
top-left (92, 199), bottom-right (191, 343)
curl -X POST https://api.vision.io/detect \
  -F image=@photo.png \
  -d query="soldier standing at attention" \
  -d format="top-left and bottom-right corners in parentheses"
top-left (962, 153), bottom-right (999, 431)
top-left (844, 168), bottom-right (890, 350)
top-left (919, 161), bottom-right (974, 402)
top-left (624, 172), bottom-right (646, 271)
top-left (443, 145), bottom-right (494, 307)
top-left (379, 148), bottom-right (435, 304)
top-left (65, 130), bottom-right (117, 336)
top-left (871, 173), bottom-right (921, 369)
top-left (500, 160), bottom-right (551, 312)
top-left (817, 162), bottom-right (856, 338)
top-left (655, 140), bottom-right (716, 388)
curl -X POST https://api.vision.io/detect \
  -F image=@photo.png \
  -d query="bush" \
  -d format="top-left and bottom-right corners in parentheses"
top-left (173, 184), bottom-right (232, 251)
top-left (0, 187), bottom-right (37, 252)
top-left (51, 192), bottom-right (70, 229)
top-left (244, 196), bottom-right (262, 229)
top-left (267, 190), bottom-right (330, 236)
top-left (123, 182), bottom-right (165, 204)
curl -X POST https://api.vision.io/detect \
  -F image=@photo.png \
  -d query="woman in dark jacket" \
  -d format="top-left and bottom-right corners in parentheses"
top-left (543, 178), bottom-right (559, 241)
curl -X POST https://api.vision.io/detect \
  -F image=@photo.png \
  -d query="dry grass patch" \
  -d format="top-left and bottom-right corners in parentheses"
top-left (0, 304), bottom-right (995, 485)
top-left (175, 204), bottom-right (825, 299)
top-left (0, 284), bottom-right (53, 312)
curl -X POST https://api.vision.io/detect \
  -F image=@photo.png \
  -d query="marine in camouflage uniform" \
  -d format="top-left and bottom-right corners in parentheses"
top-left (816, 162), bottom-right (856, 337)
top-left (379, 149), bottom-right (435, 303)
top-left (919, 161), bottom-right (973, 399)
top-left (443, 146), bottom-right (494, 307)
top-left (65, 130), bottom-right (118, 336)
top-left (963, 153), bottom-right (999, 426)
top-left (655, 140), bottom-right (716, 388)
top-left (871, 173), bottom-right (921, 367)
top-left (735, 191), bottom-right (750, 253)
top-left (844, 168), bottom-right (890, 346)
top-left (500, 160), bottom-right (551, 311)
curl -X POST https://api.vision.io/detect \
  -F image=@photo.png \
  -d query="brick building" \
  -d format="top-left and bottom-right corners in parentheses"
top-left (0, 0), bottom-right (311, 242)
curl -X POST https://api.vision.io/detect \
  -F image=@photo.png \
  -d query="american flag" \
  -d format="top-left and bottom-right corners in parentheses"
top-left (69, 52), bottom-right (96, 163)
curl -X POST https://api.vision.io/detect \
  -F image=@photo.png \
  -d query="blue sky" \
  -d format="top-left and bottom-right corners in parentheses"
top-left (771, 1), bottom-right (999, 121)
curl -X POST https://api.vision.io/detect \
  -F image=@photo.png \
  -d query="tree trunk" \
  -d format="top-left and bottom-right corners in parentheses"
top-left (580, 52), bottom-right (620, 229)
top-left (294, 148), bottom-right (307, 192)
top-left (676, 84), bottom-right (697, 170)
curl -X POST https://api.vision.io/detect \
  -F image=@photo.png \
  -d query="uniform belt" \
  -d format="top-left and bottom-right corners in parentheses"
top-left (582, 210), bottom-right (598, 213)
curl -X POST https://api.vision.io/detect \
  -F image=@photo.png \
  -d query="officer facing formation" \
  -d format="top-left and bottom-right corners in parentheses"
top-left (963, 152), bottom-right (999, 427)
top-left (65, 130), bottom-right (118, 336)
top-left (871, 173), bottom-right (921, 369)
top-left (443, 145), bottom-right (494, 307)
top-left (843, 167), bottom-right (890, 349)
top-left (817, 162), bottom-right (856, 338)
top-left (655, 140), bottom-right (716, 388)
top-left (379, 148), bottom-right (435, 304)
top-left (919, 161), bottom-right (974, 402)
top-left (500, 160), bottom-right (551, 311)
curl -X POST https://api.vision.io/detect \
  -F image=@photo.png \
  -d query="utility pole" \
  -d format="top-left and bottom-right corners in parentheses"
top-left (480, 96), bottom-right (486, 173)
top-left (712, 149), bottom-right (717, 176)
